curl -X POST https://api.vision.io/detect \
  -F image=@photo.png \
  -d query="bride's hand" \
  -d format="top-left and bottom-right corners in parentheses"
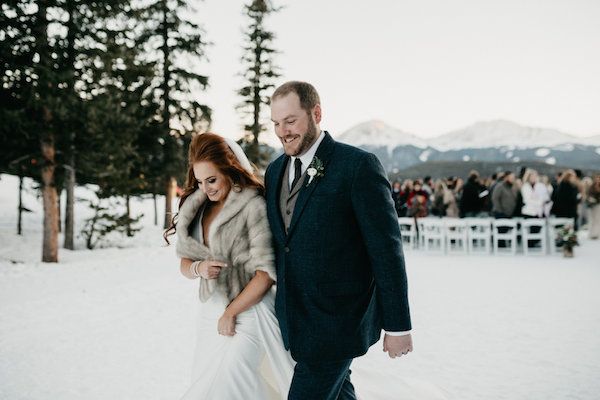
top-left (196, 260), bottom-right (228, 279)
top-left (217, 312), bottom-right (237, 336)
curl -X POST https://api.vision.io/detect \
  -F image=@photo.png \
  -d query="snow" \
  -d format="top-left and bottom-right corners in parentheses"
top-left (554, 143), bottom-right (575, 152)
top-left (419, 150), bottom-right (432, 162)
top-left (2, 173), bottom-right (600, 400)
top-left (427, 120), bottom-right (580, 151)
top-left (595, 148), bottom-right (600, 156)
top-left (462, 155), bottom-right (471, 162)
top-left (337, 120), bottom-right (427, 151)
top-left (545, 157), bottom-right (557, 165)
top-left (535, 148), bottom-right (551, 157)
top-left (337, 120), bottom-right (596, 152)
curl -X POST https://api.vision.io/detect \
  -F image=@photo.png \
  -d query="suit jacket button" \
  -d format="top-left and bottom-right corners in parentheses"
top-left (285, 247), bottom-right (290, 253)
top-left (286, 210), bottom-right (291, 215)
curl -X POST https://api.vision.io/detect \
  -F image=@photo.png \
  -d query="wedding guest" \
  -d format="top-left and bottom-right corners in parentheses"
top-left (521, 169), bottom-right (551, 218)
top-left (491, 171), bottom-right (518, 218)
top-left (407, 181), bottom-right (429, 211)
top-left (459, 171), bottom-right (486, 217)
top-left (586, 174), bottom-right (600, 239)
top-left (391, 181), bottom-right (403, 217)
top-left (488, 172), bottom-right (505, 213)
top-left (431, 179), bottom-right (457, 217)
top-left (540, 175), bottom-right (554, 216)
top-left (422, 176), bottom-right (433, 196)
top-left (551, 169), bottom-right (580, 228)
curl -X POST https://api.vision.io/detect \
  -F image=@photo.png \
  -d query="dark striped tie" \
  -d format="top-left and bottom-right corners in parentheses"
top-left (291, 158), bottom-right (302, 189)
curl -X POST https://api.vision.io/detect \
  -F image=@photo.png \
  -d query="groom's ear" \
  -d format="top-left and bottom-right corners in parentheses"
top-left (312, 104), bottom-right (322, 124)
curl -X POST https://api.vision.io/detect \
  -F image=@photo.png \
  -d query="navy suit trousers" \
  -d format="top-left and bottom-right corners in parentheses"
top-left (288, 359), bottom-right (356, 400)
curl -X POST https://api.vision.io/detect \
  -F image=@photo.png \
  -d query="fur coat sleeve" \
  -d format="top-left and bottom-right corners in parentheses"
top-left (175, 187), bottom-right (275, 302)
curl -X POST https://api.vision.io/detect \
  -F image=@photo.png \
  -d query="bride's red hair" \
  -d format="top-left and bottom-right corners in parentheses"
top-left (163, 133), bottom-right (264, 244)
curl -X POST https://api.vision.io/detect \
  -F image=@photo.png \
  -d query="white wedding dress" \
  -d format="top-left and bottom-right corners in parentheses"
top-left (179, 286), bottom-right (294, 400)
top-left (179, 207), bottom-right (295, 400)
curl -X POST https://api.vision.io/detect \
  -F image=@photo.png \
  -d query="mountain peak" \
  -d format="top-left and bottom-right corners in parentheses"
top-left (336, 120), bottom-right (426, 150)
top-left (428, 120), bottom-right (579, 150)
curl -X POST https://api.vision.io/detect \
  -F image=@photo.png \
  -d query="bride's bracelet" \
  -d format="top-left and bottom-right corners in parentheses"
top-left (189, 261), bottom-right (202, 278)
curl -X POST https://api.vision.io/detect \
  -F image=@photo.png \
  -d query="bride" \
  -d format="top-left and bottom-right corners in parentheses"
top-left (165, 132), bottom-right (295, 399)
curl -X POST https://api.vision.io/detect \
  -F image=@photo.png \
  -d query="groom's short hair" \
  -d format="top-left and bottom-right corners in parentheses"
top-left (272, 81), bottom-right (321, 113)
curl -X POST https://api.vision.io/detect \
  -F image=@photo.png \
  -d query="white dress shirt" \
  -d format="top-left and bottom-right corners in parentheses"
top-left (287, 130), bottom-right (411, 337)
top-left (288, 130), bottom-right (327, 188)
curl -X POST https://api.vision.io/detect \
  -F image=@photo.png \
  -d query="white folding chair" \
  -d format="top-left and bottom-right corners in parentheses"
top-left (421, 218), bottom-right (446, 253)
top-left (492, 219), bottom-right (518, 255)
top-left (398, 217), bottom-right (417, 250)
top-left (521, 218), bottom-right (548, 256)
top-left (444, 218), bottom-right (468, 254)
top-left (547, 217), bottom-right (575, 254)
top-left (465, 218), bottom-right (493, 254)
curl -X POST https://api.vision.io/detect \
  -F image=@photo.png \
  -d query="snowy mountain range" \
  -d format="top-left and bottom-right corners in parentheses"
top-left (336, 120), bottom-right (600, 172)
top-left (337, 119), bottom-right (600, 151)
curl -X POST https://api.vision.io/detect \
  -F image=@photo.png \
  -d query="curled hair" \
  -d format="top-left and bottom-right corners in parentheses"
top-left (163, 133), bottom-right (264, 244)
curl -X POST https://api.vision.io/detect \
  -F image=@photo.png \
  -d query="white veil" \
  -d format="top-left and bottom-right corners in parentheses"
top-left (223, 137), bottom-right (254, 174)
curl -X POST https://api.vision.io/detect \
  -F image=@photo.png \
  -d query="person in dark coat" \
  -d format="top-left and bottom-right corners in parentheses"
top-left (267, 81), bottom-right (412, 400)
top-left (459, 170), bottom-right (486, 217)
top-left (391, 181), bottom-right (404, 217)
top-left (551, 169), bottom-right (580, 228)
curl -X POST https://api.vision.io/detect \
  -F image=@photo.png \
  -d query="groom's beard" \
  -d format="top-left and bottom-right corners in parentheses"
top-left (295, 117), bottom-right (319, 156)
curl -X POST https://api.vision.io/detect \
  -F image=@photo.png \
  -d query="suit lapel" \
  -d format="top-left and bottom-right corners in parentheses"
top-left (286, 132), bottom-right (336, 239)
top-left (268, 155), bottom-right (288, 241)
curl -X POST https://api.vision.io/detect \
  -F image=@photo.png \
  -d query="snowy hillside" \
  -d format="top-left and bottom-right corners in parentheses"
top-left (429, 120), bottom-right (582, 151)
top-left (337, 120), bottom-right (427, 151)
top-left (337, 119), bottom-right (598, 151)
top-left (1, 174), bottom-right (600, 400)
top-left (334, 120), bottom-right (600, 172)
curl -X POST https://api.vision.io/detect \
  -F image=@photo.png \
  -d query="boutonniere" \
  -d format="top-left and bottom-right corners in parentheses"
top-left (306, 156), bottom-right (325, 186)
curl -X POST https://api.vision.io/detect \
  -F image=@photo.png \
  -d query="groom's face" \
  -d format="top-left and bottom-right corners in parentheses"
top-left (271, 92), bottom-right (321, 157)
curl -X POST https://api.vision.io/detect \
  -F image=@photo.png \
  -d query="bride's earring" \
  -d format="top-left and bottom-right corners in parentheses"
top-left (232, 182), bottom-right (242, 193)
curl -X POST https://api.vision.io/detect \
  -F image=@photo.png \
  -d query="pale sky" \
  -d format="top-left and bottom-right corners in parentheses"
top-left (191, 0), bottom-right (600, 145)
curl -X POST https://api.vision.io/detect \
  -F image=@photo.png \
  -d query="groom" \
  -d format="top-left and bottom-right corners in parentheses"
top-left (265, 81), bottom-right (413, 400)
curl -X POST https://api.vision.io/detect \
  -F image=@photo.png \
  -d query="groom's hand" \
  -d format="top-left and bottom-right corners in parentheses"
top-left (383, 333), bottom-right (413, 359)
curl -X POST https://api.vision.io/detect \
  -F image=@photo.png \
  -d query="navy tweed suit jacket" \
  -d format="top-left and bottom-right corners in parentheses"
top-left (265, 132), bottom-right (411, 363)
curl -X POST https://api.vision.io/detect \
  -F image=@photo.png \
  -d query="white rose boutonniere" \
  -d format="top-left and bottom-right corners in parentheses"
top-left (306, 156), bottom-right (325, 186)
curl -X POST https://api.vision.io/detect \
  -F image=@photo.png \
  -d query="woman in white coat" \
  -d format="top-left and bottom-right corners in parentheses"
top-left (521, 169), bottom-right (551, 218)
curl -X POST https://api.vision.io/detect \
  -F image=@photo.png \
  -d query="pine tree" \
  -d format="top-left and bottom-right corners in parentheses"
top-left (1, 1), bottom-right (47, 235)
top-left (237, 0), bottom-right (281, 167)
top-left (138, 0), bottom-right (211, 228)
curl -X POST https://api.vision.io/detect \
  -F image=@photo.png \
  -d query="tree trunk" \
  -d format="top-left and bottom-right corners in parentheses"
top-left (153, 193), bottom-right (158, 226)
top-left (126, 194), bottom-right (132, 237)
top-left (41, 127), bottom-right (59, 263)
top-left (64, 164), bottom-right (75, 249)
top-left (17, 174), bottom-right (23, 235)
top-left (163, 176), bottom-right (176, 229)
top-left (57, 189), bottom-right (61, 233)
top-left (35, 0), bottom-right (58, 262)
top-left (63, 0), bottom-right (77, 249)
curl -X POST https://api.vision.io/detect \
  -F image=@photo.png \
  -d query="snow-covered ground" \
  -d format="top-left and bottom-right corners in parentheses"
top-left (1, 174), bottom-right (599, 400)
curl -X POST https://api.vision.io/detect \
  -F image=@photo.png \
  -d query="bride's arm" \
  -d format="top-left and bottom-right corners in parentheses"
top-left (180, 258), bottom-right (196, 279)
top-left (218, 271), bottom-right (274, 335)
top-left (180, 257), bottom-right (228, 280)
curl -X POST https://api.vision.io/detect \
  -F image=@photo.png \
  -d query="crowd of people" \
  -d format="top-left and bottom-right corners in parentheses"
top-left (391, 168), bottom-right (600, 239)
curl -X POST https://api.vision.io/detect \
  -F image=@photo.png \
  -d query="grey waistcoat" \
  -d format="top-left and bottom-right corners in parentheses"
top-left (279, 159), bottom-right (307, 234)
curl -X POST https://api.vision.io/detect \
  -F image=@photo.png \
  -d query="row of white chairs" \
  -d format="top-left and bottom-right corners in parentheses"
top-left (398, 217), bottom-right (575, 255)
